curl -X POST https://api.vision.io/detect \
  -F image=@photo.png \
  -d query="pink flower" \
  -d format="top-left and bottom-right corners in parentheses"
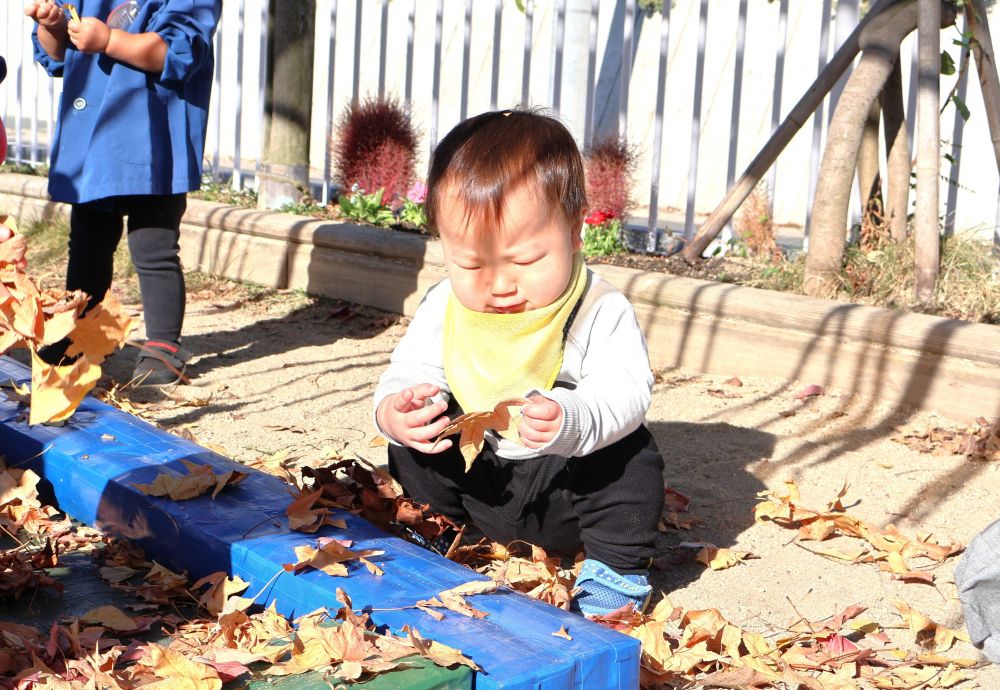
top-left (405, 180), bottom-right (427, 204)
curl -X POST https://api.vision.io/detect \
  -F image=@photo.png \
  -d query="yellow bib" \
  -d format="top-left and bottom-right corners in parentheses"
top-left (443, 255), bottom-right (587, 414)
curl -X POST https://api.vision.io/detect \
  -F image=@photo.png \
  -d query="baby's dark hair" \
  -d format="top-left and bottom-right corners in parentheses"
top-left (425, 108), bottom-right (587, 235)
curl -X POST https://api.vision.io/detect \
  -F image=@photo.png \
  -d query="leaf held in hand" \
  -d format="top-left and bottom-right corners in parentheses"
top-left (433, 397), bottom-right (529, 471)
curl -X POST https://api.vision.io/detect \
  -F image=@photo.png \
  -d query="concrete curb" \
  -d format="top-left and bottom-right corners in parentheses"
top-left (2, 172), bottom-right (997, 422)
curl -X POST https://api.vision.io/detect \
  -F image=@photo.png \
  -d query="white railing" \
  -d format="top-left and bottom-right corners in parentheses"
top-left (3, 0), bottom-right (998, 249)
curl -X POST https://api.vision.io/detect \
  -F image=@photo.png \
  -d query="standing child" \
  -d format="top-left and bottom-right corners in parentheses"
top-left (25, 0), bottom-right (222, 385)
top-left (374, 108), bottom-right (665, 617)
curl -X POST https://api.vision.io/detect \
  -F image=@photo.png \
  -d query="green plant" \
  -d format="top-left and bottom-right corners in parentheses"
top-left (398, 198), bottom-right (427, 229)
top-left (582, 219), bottom-right (625, 258)
top-left (337, 188), bottom-right (395, 227)
top-left (193, 179), bottom-right (258, 208)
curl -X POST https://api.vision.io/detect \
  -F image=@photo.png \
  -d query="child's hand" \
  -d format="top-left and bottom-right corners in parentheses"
top-left (518, 394), bottom-right (563, 449)
top-left (67, 16), bottom-right (111, 54)
top-left (377, 384), bottom-right (453, 454)
top-left (25, 1), bottom-right (67, 30)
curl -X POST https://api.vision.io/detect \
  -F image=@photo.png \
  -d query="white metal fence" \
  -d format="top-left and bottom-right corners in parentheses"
top-left (3, 0), bottom-right (999, 250)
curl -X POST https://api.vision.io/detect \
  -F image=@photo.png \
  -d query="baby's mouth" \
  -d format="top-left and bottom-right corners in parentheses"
top-left (491, 303), bottom-right (525, 314)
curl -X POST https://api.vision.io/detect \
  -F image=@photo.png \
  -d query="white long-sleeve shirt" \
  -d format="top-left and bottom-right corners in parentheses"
top-left (373, 268), bottom-right (653, 460)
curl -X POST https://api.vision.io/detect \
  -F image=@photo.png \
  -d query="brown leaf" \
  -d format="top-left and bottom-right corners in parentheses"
top-left (724, 377), bottom-right (744, 387)
top-left (552, 625), bottom-right (573, 640)
top-left (794, 384), bottom-right (825, 400)
top-left (693, 544), bottom-right (755, 570)
top-left (191, 572), bottom-right (250, 617)
top-left (433, 397), bottom-right (529, 471)
top-left (80, 605), bottom-right (138, 632)
top-left (285, 489), bottom-right (346, 533)
top-left (28, 350), bottom-right (103, 425)
top-left (401, 625), bottom-right (480, 671)
top-left (892, 600), bottom-right (970, 653)
top-left (283, 538), bottom-right (384, 577)
top-left (133, 643), bottom-right (222, 690)
top-left (131, 460), bottom-right (246, 501)
top-left (64, 292), bottom-right (136, 365)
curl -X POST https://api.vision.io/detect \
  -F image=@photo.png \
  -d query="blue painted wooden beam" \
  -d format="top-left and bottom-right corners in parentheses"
top-left (0, 356), bottom-right (639, 689)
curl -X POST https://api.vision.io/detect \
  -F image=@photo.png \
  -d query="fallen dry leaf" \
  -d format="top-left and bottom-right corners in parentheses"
top-left (131, 460), bottom-right (247, 501)
top-left (794, 384), bottom-right (825, 400)
top-left (552, 625), bottom-right (573, 640)
top-left (283, 538), bottom-right (384, 577)
top-left (433, 397), bottom-right (529, 471)
top-left (285, 488), bottom-right (348, 533)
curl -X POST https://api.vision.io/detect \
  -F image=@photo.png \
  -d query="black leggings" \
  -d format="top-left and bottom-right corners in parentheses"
top-left (388, 424), bottom-right (665, 573)
top-left (68, 195), bottom-right (186, 344)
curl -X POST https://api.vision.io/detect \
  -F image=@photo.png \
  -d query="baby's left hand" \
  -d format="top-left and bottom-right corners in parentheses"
top-left (68, 16), bottom-right (111, 54)
top-left (518, 393), bottom-right (563, 449)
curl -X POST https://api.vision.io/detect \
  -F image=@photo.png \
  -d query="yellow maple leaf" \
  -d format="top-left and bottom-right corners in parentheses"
top-left (65, 292), bottom-right (136, 364)
top-left (134, 642), bottom-right (222, 690)
top-left (433, 397), bottom-right (528, 471)
top-left (79, 604), bottom-right (139, 632)
top-left (191, 572), bottom-right (251, 617)
top-left (29, 350), bottom-right (102, 425)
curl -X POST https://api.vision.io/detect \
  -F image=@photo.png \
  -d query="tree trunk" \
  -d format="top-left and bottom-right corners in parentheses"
top-left (914, 0), bottom-right (941, 304)
top-left (880, 57), bottom-right (910, 242)
top-left (257, 0), bottom-right (316, 210)
top-left (966, 0), bottom-right (1000, 175)
top-left (680, 0), bottom-right (907, 263)
top-left (803, 2), bottom-right (920, 297)
top-left (857, 98), bottom-right (882, 207)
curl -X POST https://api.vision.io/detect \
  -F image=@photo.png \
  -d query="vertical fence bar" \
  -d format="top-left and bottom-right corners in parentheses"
top-left (378, 0), bottom-right (388, 98)
top-left (353, 0), bottom-right (362, 105)
top-left (48, 77), bottom-right (57, 165)
top-left (490, 0), bottom-right (502, 110)
top-left (30, 62), bottom-right (39, 164)
top-left (430, 0), bottom-right (443, 148)
top-left (647, 2), bottom-right (672, 249)
top-left (722, 0), bottom-right (749, 244)
top-left (461, 0), bottom-right (472, 120)
top-left (15, 21), bottom-right (23, 163)
top-left (255, 0), bottom-right (268, 188)
top-left (406, 0), bottom-right (415, 104)
top-left (944, 41), bottom-right (969, 236)
top-left (827, 0), bottom-right (859, 125)
top-left (619, 0), bottom-right (634, 137)
top-left (231, 0), bottom-right (246, 189)
top-left (522, 0), bottom-right (534, 105)
top-left (323, 0), bottom-right (339, 204)
top-left (211, 9), bottom-right (223, 179)
top-left (804, 0), bottom-right (833, 246)
top-left (584, 0), bottom-right (598, 147)
top-left (683, 0), bottom-right (709, 241)
top-left (907, 40), bottom-right (918, 155)
top-left (766, 0), bottom-right (789, 215)
top-left (552, 0), bottom-right (566, 114)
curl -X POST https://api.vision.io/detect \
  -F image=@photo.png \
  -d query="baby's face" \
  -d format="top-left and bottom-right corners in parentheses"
top-left (437, 182), bottom-right (582, 313)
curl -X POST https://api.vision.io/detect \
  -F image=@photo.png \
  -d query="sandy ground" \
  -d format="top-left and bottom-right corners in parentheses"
top-left (52, 275), bottom-right (1000, 688)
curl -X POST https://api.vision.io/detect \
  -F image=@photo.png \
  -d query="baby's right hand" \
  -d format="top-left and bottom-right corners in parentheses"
top-left (376, 383), bottom-right (453, 454)
top-left (25, 1), bottom-right (67, 30)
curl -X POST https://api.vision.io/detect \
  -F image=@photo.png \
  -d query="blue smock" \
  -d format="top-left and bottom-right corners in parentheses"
top-left (32, 0), bottom-right (221, 205)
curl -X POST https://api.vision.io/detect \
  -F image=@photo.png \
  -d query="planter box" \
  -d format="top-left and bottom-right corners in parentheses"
top-left (2, 172), bottom-right (998, 423)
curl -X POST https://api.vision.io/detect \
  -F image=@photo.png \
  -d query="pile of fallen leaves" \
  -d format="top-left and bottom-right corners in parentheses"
top-left (0, 461), bottom-right (483, 688)
top-left (892, 418), bottom-right (1000, 463)
top-left (0, 214), bottom-right (134, 425)
top-left (755, 481), bottom-right (962, 585)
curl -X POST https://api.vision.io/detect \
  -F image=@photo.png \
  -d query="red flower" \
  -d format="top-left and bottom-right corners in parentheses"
top-left (585, 209), bottom-right (613, 226)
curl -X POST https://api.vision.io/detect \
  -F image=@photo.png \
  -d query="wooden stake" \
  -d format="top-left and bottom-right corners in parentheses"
top-left (681, 0), bottom-right (906, 263)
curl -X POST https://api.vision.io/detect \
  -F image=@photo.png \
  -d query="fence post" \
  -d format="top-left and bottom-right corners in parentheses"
top-left (915, 0), bottom-right (941, 303)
